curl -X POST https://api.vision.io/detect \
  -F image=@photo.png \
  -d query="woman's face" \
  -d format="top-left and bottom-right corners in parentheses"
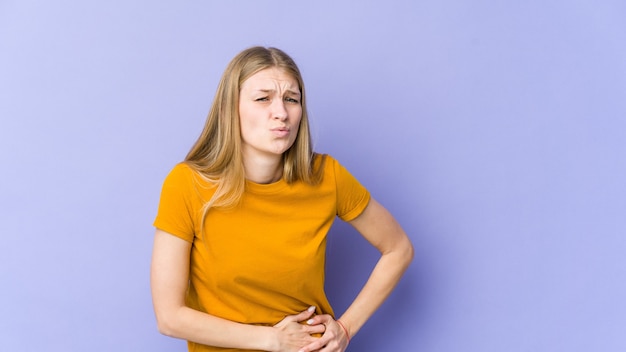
top-left (238, 67), bottom-right (302, 161)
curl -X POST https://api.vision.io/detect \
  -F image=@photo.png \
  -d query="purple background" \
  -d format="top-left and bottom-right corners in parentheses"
top-left (1, 1), bottom-right (625, 351)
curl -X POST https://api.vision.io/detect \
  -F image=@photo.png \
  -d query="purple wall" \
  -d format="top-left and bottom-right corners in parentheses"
top-left (1, 1), bottom-right (625, 351)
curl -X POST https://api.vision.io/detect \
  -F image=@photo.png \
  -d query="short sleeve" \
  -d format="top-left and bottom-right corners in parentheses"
top-left (153, 164), bottom-right (197, 242)
top-left (332, 158), bottom-right (371, 221)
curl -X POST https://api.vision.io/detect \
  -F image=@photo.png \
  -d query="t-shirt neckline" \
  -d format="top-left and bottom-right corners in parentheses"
top-left (245, 178), bottom-right (289, 195)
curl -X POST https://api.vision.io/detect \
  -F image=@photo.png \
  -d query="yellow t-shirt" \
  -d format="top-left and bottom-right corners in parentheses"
top-left (153, 154), bottom-right (370, 352)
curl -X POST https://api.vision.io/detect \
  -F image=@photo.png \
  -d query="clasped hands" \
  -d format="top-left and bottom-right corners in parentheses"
top-left (272, 306), bottom-right (349, 352)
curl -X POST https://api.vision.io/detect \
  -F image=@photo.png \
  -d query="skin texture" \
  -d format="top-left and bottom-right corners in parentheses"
top-left (151, 67), bottom-right (414, 352)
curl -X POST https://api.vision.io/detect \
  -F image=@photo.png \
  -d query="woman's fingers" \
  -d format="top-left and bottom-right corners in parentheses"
top-left (274, 306), bottom-right (317, 328)
top-left (298, 306), bottom-right (318, 322)
top-left (304, 321), bottom-right (326, 335)
top-left (271, 307), bottom-right (327, 351)
top-left (304, 313), bottom-right (331, 326)
top-left (290, 306), bottom-right (316, 322)
top-left (299, 315), bottom-right (349, 352)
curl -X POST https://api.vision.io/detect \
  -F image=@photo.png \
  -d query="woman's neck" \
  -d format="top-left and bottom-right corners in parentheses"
top-left (242, 154), bottom-right (283, 184)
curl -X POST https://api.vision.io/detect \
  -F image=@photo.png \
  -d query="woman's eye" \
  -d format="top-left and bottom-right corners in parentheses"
top-left (255, 97), bottom-right (269, 101)
top-left (285, 97), bottom-right (299, 103)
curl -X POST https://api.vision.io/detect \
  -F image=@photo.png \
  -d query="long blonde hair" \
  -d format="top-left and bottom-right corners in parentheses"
top-left (185, 46), bottom-right (323, 223)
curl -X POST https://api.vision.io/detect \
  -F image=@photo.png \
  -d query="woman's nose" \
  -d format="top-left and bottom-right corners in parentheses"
top-left (272, 100), bottom-right (288, 120)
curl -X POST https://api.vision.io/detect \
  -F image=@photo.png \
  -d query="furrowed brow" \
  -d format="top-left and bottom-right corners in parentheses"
top-left (254, 88), bottom-right (300, 97)
top-left (285, 89), bottom-right (301, 97)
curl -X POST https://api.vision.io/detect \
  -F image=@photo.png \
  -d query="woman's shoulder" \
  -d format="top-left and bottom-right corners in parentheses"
top-left (313, 153), bottom-right (339, 168)
top-left (163, 162), bottom-right (213, 189)
top-left (164, 162), bottom-right (195, 182)
top-left (313, 153), bottom-right (364, 184)
top-left (314, 152), bottom-right (350, 173)
top-left (161, 162), bottom-right (217, 202)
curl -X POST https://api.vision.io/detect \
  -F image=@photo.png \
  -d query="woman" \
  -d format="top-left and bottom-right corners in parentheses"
top-left (151, 46), bottom-right (413, 352)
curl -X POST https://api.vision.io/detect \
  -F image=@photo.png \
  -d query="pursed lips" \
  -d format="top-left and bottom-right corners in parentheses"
top-left (270, 126), bottom-right (291, 137)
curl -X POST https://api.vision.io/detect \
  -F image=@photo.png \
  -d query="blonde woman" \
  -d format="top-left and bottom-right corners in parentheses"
top-left (151, 46), bottom-right (413, 352)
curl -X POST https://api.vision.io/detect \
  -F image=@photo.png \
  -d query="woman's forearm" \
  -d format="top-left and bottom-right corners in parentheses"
top-left (155, 303), bottom-right (325, 352)
top-left (152, 230), bottom-right (282, 351)
top-left (156, 305), bottom-right (277, 350)
top-left (337, 198), bottom-right (414, 338)
top-left (338, 239), bottom-right (414, 337)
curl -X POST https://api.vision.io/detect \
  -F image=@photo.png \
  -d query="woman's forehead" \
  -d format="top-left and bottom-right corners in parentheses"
top-left (242, 68), bottom-right (299, 91)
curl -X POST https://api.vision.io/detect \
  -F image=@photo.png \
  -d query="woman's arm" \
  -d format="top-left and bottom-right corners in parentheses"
top-left (150, 229), bottom-right (325, 351)
top-left (299, 198), bottom-right (414, 351)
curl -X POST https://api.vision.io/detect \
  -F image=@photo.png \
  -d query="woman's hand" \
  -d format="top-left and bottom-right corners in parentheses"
top-left (297, 314), bottom-right (349, 352)
top-left (272, 306), bottom-right (326, 352)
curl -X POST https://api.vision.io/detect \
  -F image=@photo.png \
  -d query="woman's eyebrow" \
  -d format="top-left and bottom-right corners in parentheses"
top-left (253, 88), bottom-right (275, 94)
top-left (254, 88), bottom-right (300, 96)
